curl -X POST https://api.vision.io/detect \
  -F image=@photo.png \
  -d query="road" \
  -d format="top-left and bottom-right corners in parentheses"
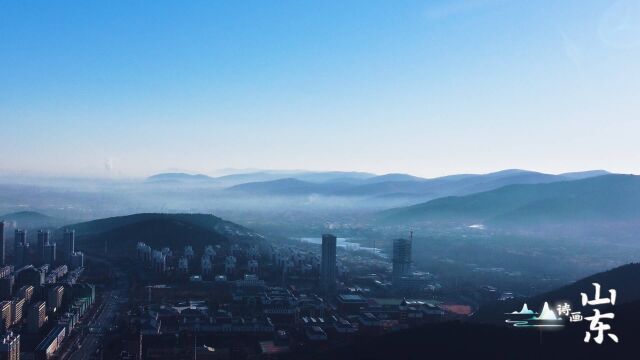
top-left (63, 257), bottom-right (129, 360)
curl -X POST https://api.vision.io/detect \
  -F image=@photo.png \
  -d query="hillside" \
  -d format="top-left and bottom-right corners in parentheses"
top-left (0, 211), bottom-right (65, 229)
top-left (62, 213), bottom-right (265, 255)
top-left (315, 301), bottom-right (639, 359)
top-left (379, 174), bottom-right (640, 226)
top-left (472, 262), bottom-right (640, 324)
top-left (313, 263), bottom-right (640, 359)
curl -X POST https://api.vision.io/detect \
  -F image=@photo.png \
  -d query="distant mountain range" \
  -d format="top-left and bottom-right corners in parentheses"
top-left (144, 170), bottom-right (375, 187)
top-left (379, 174), bottom-right (640, 226)
top-left (219, 169), bottom-right (610, 201)
top-left (62, 213), bottom-right (265, 255)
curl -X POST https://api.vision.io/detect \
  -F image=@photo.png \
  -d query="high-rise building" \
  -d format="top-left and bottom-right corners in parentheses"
top-left (63, 230), bottom-right (75, 264)
top-left (46, 286), bottom-right (64, 313)
top-left (0, 330), bottom-right (20, 360)
top-left (0, 268), bottom-right (10, 280)
top-left (320, 234), bottom-right (337, 294)
top-left (43, 243), bottom-right (56, 266)
top-left (0, 222), bottom-right (5, 266)
top-left (34, 326), bottom-right (64, 360)
top-left (0, 302), bottom-right (11, 330)
top-left (27, 301), bottom-right (46, 333)
top-left (17, 286), bottom-right (34, 304)
top-left (70, 252), bottom-right (84, 270)
top-left (13, 230), bottom-right (26, 250)
top-left (37, 231), bottom-right (49, 263)
top-left (0, 276), bottom-right (14, 300)
top-left (13, 230), bottom-right (27, 269)
top-left (10, 299), bottom-right (24, 326)
top-left (392, 238), bottom-right (412, 286)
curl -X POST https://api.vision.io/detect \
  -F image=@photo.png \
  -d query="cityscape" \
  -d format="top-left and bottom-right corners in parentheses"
top-left (0, 216), bottom-right (455, 359)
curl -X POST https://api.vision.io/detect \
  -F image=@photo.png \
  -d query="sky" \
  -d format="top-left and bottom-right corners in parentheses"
top-left (1, 0), bottom-right (640, 178)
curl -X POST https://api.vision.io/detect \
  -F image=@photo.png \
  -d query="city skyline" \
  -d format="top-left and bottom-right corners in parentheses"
top-left (1, 1), bottom-right (640, 178)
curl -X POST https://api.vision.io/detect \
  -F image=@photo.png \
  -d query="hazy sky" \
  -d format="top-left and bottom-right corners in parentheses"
top-left (1, 0), bottom-right (639, 178)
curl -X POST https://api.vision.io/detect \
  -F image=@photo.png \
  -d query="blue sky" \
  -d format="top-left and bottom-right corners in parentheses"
top-left (1, 0), bottom-right (639, 178)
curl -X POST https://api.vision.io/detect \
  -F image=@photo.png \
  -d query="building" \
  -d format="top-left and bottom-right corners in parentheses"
top-left (63, 230), bottom-right (75, 263)
top-left (201, 256), bottom-right (212, 276)
top-left (392, 238), bottom-right (412, 286)
top-left (0, 276), bottom-right (13, 300)
top-left (225, 256), bottom-right (236, 275)
top-left (151, 250), bottom-right (166, 274)
top-left (10, 299), bottom-right (24, 326)
top-left (28, 301), bottom-right (47, 333)
top-left (137, 242), bottom-right (152, 262)
top-left (0, 268), bottom-right (9, 281)
top-left (72, 283), bottom-right (95, 304)
top-left (43, 243), bottom-right (56, 266)
top-left (184, 246), bottom-right (194, 260)
top-left (0, 302), bottom-right (11, 330)
top-left (0, 331), bottom-right (19, 360)
top-left (70, 252), bottom-right (84, 270)
top-left (336, 294), bottom-right (368, 314)
top-left (15, 266), bottom-right (44, 291)
top-left (13, 230), bottom-right (26, 251)
top-left (13, 230), bottom-right (27, 269)
top-left (47, 286), bottom-right (64, 313)
top-left (17, 286), bottom-right (34, 304)
top-left (248, 259), bottom-right (258, 274)
top-left (34, 326), bottom-right (65, 360)
top-left (0, 222), bottom-right (5, 266)
top-left (37, 231), bottom-right (49, 263)
top-left (320, 234), bottom-right (337, 294)
top-left (45, 266), bottom-right (67, 284)
top-left (178, 257), bottom-right (189, 274)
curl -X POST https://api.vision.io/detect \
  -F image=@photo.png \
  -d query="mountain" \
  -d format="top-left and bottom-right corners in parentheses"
top-left (226, 178), bottom-right (353, 196)
top-left (62, 213), bottom-right (265, 255)
top-left (0, 211), bottom-right (65, 229)
top-left (144, 169), bottom-right (613, 208)
top-left (223, 169), bottom-right (559, 198)
top-left (379, 174), bottom-right (640, 226)
top-left (147, 170), bottom-right (376, 187)
top-left (560, 170), bottom-right (610, 179)
top-left (146, 173), bottom-right (215, 183)
top-left (361, 173), bottom-right (427, 183)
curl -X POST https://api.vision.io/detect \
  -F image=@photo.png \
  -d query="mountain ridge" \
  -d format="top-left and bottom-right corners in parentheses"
top-left (379, 174), bottom-right (640, 226)
top-left (62, 213), bottom-right (265, 255)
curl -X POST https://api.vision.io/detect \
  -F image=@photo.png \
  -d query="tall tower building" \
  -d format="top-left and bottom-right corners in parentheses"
top-left (392, 238), bottom-right (412, 286)
top-left (320, 234), bottom-right (337, 294)
top-left (14, 230), bottom-right (27, 268)
top-left (64, 230), bottom-right (75, 263)
top-left (46, 243), bottom-right (56, 265)
top-left (13, 230), bottom-right (26, 249)
top-left (37, 231), bottom-right (49, 263)
top-left (0, 221), bottom-right (5, 266)
top-left (27, 301), bottom-right (46, 333)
